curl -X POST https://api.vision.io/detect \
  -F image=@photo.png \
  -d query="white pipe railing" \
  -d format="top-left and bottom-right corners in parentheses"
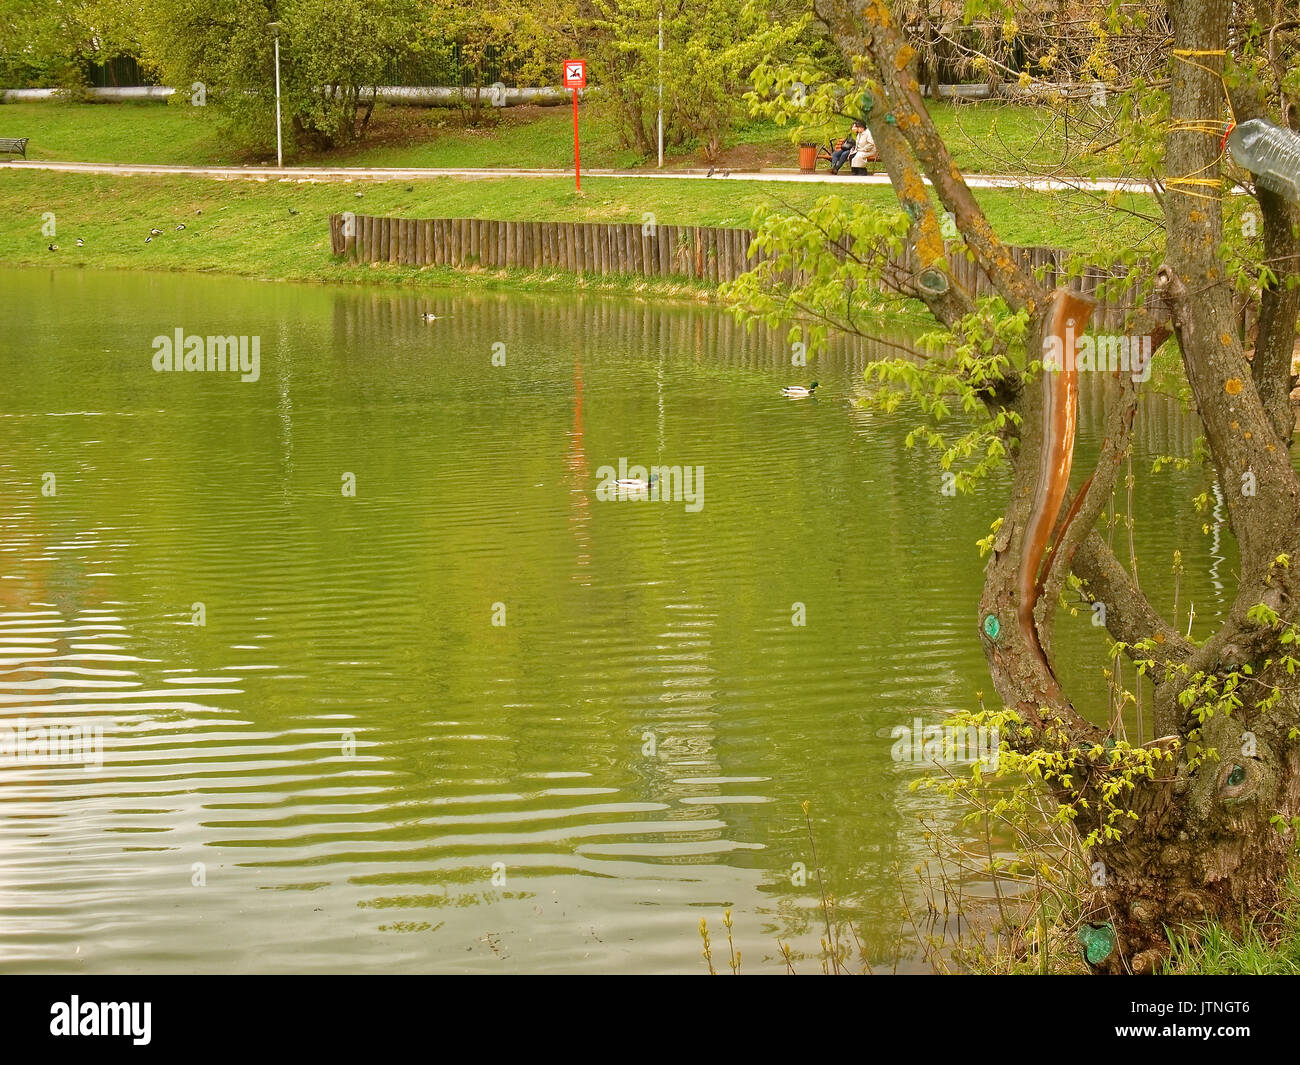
top-left (2, 81), bottom-right (1106, 106)
top-left (1, 85), bottom-right (576, 105)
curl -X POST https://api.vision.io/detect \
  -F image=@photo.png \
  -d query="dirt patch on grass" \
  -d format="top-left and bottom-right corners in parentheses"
top-left (306, 103), bottom-right (563, 162)
top-left (650, 139), bottom-right (798, 172)
top-left (285, 103), bottom-right (802, 171)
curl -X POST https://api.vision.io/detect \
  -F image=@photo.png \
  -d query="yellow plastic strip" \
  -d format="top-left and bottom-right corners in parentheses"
top-left (1170, 48), bottom-right (1236, 121)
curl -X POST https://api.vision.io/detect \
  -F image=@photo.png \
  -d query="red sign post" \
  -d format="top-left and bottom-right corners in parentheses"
top-left (563, 60), bottom-right (586, 191)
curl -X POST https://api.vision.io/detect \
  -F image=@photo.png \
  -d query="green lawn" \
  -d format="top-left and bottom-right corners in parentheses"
top-left (0, 98), bottom-right (673, 168)
top-left (0, 98), bottom-right (1126, 176)
top-left (0, 100), bottom-right (230, 164)
top-left (0, 168), bottom-right (1154, 296)
top-left (0, 98), bottom-right (1155, 293)
top-left (328, 104), bottom-right (645, 170)
top-left (324, 100), bottom-right (1090, 174)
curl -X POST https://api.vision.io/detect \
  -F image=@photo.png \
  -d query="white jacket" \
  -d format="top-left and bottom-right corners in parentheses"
top-left (850, 129), bottom-right (877, 167)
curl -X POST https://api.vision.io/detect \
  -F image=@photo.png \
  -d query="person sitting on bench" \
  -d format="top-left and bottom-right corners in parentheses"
top-left (830, 122), bottom-right (865, 175)
top-left (848, 124), bottom-right (879, 174)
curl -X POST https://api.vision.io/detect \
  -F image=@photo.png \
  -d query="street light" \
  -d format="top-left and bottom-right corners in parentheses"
top-left (657, 8), bottom-right (663, 168)
top-left (268, 22), bottom-right (283, 168)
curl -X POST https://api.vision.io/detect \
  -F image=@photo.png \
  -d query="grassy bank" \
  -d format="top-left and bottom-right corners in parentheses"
top-left (0, 98), bottom-right (1155, 293)
top-left (0, 169), bottom-right (1153, 295)
top-left (0, 98), bottom-right (1125, 176)
top-left (1163, 879), bottom-right (1300, 975)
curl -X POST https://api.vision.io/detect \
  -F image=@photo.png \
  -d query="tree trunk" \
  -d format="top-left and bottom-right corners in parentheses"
top-left (1087, 702), bottom-right (1300, 973)
top-left (1073, 0), bottom-right (1300, 974)
top-left (806, 0), bottom-right (1300, 972)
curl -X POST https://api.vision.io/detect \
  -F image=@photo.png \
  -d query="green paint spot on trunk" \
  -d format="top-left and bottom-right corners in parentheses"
top-left (918, 268), bottom-right (949, 295)
top-left (1077, 922), bottom-right (1115, 965)
top-left (983, 614), bottom-right (1000, 640)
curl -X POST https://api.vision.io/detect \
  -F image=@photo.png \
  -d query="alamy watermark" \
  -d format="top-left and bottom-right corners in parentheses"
top-left (595, 458), bottom-right (705, 512)
top-left (50, 995), bottom-right (150, 1045)
top-left (152, 328), bottom-right (261, 382)
top-left (0, 717), bottom-right (109, 771)
top-left (1043, 321), bottom-right (1153, 383)
top-left (890, 718), bottom-right (1000, 770)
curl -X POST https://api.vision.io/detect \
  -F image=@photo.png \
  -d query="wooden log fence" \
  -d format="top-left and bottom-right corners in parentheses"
top-left (329, 213), bottom-right (1169, 330)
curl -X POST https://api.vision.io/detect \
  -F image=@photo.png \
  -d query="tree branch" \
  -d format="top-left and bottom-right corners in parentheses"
top-left (854, 0), bottom-right (1045, 313)
top-left (811, 0), bottom-right (977, 330)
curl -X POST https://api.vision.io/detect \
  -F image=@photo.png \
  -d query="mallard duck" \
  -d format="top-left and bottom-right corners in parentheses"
top-left (75, 238), bottom-right (84, 247)
top-left (175, 223), bottom-right (186, 231)
top-left (781, 381), bottom-right (819, 397)
top-left (47, 243), bottom-right (58, 251)
top-left (615, 473), bottom-right (659, 492)
top-left (150, 228), bottom-right (163, 236)
top-left (420, 312), bottom-right (444, 322)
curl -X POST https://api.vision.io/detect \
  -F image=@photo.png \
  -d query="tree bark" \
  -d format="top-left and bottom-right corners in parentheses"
top-left (1083, 0), bottom-right (1300, 973)
top-left (805, 0), bottom-right (1300, 973)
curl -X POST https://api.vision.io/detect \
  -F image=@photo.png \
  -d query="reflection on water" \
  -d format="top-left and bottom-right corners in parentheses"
top-left (0, 268), bottom-right (1234, 972)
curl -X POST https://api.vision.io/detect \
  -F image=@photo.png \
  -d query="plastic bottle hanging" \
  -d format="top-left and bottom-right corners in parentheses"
top-left (1225, 118), bottom-right (1300, 203)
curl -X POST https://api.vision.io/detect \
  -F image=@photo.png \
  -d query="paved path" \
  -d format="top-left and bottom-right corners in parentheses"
top-left (0, 158), bottom-right (1154, 194)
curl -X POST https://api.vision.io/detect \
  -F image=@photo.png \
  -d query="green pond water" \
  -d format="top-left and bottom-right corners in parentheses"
top-left (0, 267), bottom-right (1231, 973)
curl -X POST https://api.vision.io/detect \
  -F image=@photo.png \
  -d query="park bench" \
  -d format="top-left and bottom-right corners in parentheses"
top-left (0, 137), bottom-right (28, 159)
top-left (815, 138), bottom-right (880, 175)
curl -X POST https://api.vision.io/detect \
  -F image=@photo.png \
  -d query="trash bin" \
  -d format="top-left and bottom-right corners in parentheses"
top-left (798, 143), bottom-right (818, 173)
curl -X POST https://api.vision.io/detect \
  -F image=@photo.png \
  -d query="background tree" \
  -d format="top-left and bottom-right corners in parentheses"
top-left (0, 0), bottom-right (139, 90)
top-left (137, 0), bottom-right (422, 154)
top-left (733, 0), bottom-right (1300, 972)
top-left (579, 0), bottom-right (809, 162)
top-left (426, 0), bottom-right (570, 125)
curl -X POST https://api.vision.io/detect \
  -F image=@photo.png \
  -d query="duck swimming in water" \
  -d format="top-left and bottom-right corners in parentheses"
top-left (614, 473), bottom-right (658, 492)
top-left (781, 381), bottom-right (819, 397)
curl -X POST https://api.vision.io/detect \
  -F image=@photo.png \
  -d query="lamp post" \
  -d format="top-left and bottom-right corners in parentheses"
top-left (269, 22), bottom-right (283, 168)
top-left (657, 8), bottom-right (663, 168)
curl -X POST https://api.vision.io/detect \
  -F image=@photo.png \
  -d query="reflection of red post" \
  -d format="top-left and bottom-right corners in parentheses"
top-left (572, 89), bottom-right (581, 192)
